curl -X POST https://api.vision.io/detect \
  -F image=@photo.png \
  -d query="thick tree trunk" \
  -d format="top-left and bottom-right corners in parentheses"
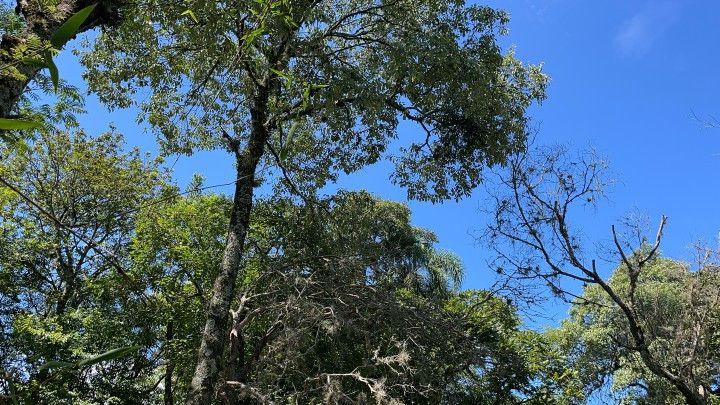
top-left (0, 60), bottom-right (37, 118)
top-left (186, 85), bottom-right (270, 404)
top-left (673, 381), bottom-right (706, 405)
top-left (0, 0), bottom-right (125, 117)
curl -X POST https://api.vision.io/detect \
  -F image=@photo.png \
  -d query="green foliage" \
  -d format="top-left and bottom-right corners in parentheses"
top-left (128, 189), bottom-right (485, 402)
top-left (0, 2), bottom-right (589, 403)
top-left (440, 292), bottom-right (583, 404)
top-left (79, 5), bottom-right (548, 398)
top-left (43, 3), bottom-right (98, 90)
top-left (37, 345), bottom-right (140, 372)
top-left (44, 50), bottom-right (60, 90)
top-left (0, 1), bottom-right (97, 155)
top-left (75, 345), bottom-right (141, 367)
top-left (82, 0), bottom-right (547, 201)
top-left (0, 118), bottom-right (40, 130)
top-left (0, 164), bottom-right (571, 403)
top-left (50, 4), bottom-right (97, 49)
top-left (553, 257), bottom-right (720, 403)
top-left (0, 2), bottom-right (97, 93)
top-left (0, 132), bottom-right (582, 403)
top-left (0, 118), bottom-right (39, 149)
top-left (129, 191), bottom-right (231, 398)
top-left (0, 3), bottom-right (25, 37)
top-left (179, 9), bottom-right (198, 24)
top-left (0, 127), bottom-right (168, 403)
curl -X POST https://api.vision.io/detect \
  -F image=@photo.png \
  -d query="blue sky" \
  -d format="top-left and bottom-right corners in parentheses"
top-left (480, 0), bottom-right (720, 315)
top-left (57, 1), bottom-right (720, 325)
top-left (336, 0), bottom-right (720, 322)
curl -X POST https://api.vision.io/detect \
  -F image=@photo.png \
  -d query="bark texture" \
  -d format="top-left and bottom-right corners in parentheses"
top-left (185, 83), bottom-right (271, 404)
top-left (0, 0), bottom-right (126, 117)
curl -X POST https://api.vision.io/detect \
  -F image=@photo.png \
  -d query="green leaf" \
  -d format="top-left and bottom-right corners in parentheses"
top-left (44, 52), bottom-right (59, 91)
top-left (241, 25), bottom-right (265, 49)
top-left (50, 4), bottom-right (97, 48)
top-left (286, 121), bottom-right (299, 141)
top-left (0, 132), bottom-right (29, 153)
top-left (270, 68), bottom-right (294, 86)
top-left (0, 118), bottom-right (40, 130)
top-left (301, 87), bottom-right (311, 109)
top-left (21, 57), bottom-right (46, 68)
top-left (38, 360), bottom-right (76, 371)
top-left (77, 345), bottom-right (140, 367)
top-left (269, 68), bottom-right (291, 80)
top-left (279, 121), bottom-right (299, 161)
top-left (181, 9), bottom-right (199, 23)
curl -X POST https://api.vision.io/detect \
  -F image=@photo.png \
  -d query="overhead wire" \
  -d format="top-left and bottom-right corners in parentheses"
top-left (0, 167), bottom-right (267, 302)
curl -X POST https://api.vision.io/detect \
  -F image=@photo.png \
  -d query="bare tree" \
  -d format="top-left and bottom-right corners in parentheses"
top-left (484, 144), bottom-right (713, 404)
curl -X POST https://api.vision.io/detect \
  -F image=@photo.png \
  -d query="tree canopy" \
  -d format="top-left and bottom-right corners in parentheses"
top-left (75, 1), bottom-right (548, 400)
top-left (1, 1), bottom-right (716, 405)
top-left (0, 130), bottom-right (573, 403)
top-left (82, 0), bottom-right (546, 202)
top-left (555, 257), bottom-right (720, 403)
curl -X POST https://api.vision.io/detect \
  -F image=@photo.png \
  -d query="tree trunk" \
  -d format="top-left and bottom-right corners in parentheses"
top-left (597, 281), bottom-right (707, 405)
top-left (186, 84), bottom-right (270, 404)
top-left (164, 321), bottom-right (175, 405)
top-left (221, 313), bottom-right (246, 405)
top-left (0, 60), bottom-right (37, 118)
top-left (0, 0), bottom-right (126, 117)
top-left (672, 381), bottom-right (706, 405)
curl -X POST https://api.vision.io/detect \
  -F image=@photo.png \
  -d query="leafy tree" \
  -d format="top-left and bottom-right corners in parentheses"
top-left (130, 191), bottom-right (232, 404)
top-left (0, 133), bottom-right (574, 403)
top-left (130, 189), bottom-right (573, 404)
top-left (441, 292), bottom-right (584, 405)
top-left (82, 1), bottom-right (547, 400)
top-left (0, 127), bottom-right (167, 403)
top-left (553, 256), bottom-right (720, 404)
top-left (485, 144), bottom-right (719, 405)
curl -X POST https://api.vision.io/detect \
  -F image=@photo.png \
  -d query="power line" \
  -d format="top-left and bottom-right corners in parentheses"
top-left (107, 171), bottom-right (260, 221)
top-left (0, 173), bottom-right (134, 282)
top-left (0, 171), bottom-right (258, 301)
